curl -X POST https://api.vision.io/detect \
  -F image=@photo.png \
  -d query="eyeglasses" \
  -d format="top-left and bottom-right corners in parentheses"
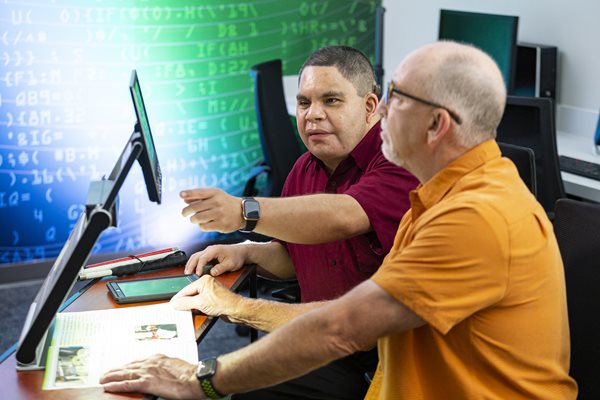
top-left (384, 81), bottom-right (462, 125)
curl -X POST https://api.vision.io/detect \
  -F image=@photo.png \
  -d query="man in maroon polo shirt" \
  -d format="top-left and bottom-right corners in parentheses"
top-left (178, 46), bottom-right (418, 399)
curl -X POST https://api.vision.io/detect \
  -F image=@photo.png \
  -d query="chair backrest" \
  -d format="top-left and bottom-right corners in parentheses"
top-left (250, 59), bottom-right (303, 197)
top-left (498, 141), bottom-right (537, 196)
top-left (496, 95), bottom-right (565, 212)
top-left (553, 198), bottom-right (600, 399)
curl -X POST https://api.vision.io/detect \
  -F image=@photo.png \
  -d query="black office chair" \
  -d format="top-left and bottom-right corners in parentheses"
top-left (496, 96), bottom-right (565, 214)
top-left (553, 198), bottom-right (600, 399)
top-left (497, 142), bottom-right (537, 196)
top-left (243, 59), bottom-right (304, 307)
top-left (243, 59), bottom-right (304, 199)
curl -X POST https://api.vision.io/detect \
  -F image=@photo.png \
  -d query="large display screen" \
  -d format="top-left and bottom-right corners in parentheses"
top-left (0, 0), bottom-right (380, 265)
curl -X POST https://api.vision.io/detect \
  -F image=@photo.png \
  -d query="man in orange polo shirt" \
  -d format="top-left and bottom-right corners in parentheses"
top-left (101, 41), bottom-right (577, 399)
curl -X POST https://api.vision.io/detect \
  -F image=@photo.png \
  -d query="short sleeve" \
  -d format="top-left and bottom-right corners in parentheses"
top-left (372, 204), bottom-right (510, 334)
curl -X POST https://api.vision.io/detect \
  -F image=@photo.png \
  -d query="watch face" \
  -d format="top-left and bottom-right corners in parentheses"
top-left (196, 358), bottom-right (217, 379)
top-left (243, 199), bottom-right (260, 220)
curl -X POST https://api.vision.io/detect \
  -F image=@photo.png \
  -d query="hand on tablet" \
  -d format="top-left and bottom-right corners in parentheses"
top-left (170, 275), bottom-right (241, 319)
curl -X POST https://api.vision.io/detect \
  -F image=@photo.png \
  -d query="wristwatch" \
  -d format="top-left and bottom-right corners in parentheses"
top-left (240, 197), bottom-right (260, 232)
top-left (196, 357), bottom-right (223, 399)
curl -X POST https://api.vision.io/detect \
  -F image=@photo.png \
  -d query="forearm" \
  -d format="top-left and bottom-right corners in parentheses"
top-left (214, 300), bottom-right (358, 394)
top-left (211, 280), bottom-right (425, 395)
top-left (241, 241), bottom-right (295, 280)
top-left (226, 296), bottom-right (326, 332)
top-left (254, 194), bottom-right (371, 244)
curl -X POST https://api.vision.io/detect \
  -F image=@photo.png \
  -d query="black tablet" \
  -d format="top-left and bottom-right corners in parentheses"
top-left (107, 274), bottom-right (198, 304)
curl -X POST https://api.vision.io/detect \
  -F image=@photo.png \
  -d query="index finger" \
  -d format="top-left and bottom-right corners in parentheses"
top-left (180, 188), bottom-right (218, 203)
top-left (186, 249), bottom-right (218, 275)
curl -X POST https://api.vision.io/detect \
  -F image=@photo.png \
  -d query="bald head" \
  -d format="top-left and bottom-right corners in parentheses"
top-left (399, 41), bottom-right (507, 147)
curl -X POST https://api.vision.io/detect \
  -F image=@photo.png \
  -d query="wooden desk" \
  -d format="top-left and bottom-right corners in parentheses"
top-left (0, 265), bottom-right (256, 399)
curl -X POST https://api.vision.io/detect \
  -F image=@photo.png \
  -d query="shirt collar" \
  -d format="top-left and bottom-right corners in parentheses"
top-left (349, 121), bottom-right (382, 171)
top-left (410, 140), bottom-right (501, 219)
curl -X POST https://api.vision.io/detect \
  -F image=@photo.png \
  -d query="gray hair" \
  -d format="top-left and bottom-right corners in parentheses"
top-left (420, 43), bottom-right (507, 148)
top-left (298, 45), bottom-right (380, 97)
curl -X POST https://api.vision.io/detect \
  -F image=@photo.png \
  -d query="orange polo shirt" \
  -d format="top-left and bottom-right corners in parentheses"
top-left (367, 140), bottom-right (577, 399)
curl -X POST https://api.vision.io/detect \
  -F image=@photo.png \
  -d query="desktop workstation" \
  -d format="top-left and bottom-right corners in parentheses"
top-left (0, 265), bottom-right (256, 400)
top-left (1, 1), bottom-right (600, 398)
top-left (0, 70), bottom-right (257, 398)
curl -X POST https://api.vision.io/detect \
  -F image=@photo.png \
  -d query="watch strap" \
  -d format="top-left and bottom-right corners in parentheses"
top-left (242, 218), bottom-right (258, 232)
top-left (196, 357), bottom-right (224, 399)
top-left (200, 378), bottom-right (223, 399)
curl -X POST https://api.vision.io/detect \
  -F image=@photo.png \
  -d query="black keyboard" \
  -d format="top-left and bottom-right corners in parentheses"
top-left (559, 155), bottom-right (600, 180)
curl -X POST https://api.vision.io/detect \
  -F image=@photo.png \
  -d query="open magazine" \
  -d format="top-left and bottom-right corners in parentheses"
top-left (42, 303), bottom-right (198, 390)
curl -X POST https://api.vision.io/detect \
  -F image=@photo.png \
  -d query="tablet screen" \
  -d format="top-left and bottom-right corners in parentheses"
top-left (118, 276), bottom-right (192, 297)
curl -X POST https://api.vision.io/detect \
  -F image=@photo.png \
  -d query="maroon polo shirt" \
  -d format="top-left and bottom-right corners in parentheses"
top-left (280, 122), bottom-right (418, 302)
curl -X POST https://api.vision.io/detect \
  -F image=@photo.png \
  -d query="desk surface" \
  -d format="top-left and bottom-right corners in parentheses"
top-left (0, 265), bottom-right (254, 400)
top-left (557, 130), bottom-right (600, 202)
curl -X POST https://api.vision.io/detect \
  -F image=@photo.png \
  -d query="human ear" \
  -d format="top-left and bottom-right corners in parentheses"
top-left (365, 93), bottom-right (379, 123)
top-left (426, 109), bottom-right (451, 145)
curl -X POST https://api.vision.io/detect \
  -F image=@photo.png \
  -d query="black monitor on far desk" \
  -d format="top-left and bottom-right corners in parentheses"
top-left (438, 9), bottom-right (519, 92)
top-left (15, 70), bottom-right (162, 369)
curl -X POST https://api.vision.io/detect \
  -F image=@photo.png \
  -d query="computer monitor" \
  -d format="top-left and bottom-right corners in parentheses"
top-left (438, 9), bottom-right (519, 92)
top-left (496, 95), bottom-right (565, 212)
top-left (88, 70), bottom-right (162, 214)
top-left (130, 70), bottom-right (162, 204)
top-left (15, 70), bottom-right (164, 369)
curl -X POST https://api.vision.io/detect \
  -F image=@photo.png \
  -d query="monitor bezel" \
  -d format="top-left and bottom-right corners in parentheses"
top-left (15, 70), bottom-right (164, 369)
top-left (129, 70), bottom-right (162, 204)
top-left (438, 9), bottom-right (519, 93)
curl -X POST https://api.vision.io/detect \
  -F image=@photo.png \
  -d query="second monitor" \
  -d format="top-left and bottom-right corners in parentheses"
top-left (438, 9), bottom-right (519, 92)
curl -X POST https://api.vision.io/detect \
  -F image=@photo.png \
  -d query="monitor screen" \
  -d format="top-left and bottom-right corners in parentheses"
top-left (438, 9), bottom-right (519, 91)
top-left (129, 70), bottom-right (162, 204)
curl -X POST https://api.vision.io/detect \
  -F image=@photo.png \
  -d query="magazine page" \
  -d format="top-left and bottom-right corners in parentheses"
top-left (42, 303), bottom-right (198, 390)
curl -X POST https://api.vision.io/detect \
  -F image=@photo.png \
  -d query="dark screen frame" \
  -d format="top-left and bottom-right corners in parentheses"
top-left (107, 274), bottom-right (198, 304)
top-left (438, 9), bottom-right (519, 93)
top-left (129, 70), bottom-right (162, 204)
top-left (15, 70), bottom-right (164, 368)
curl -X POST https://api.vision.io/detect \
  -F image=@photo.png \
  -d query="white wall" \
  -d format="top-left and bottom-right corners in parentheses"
top-left (382, 0), bottom-right (600, 135)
